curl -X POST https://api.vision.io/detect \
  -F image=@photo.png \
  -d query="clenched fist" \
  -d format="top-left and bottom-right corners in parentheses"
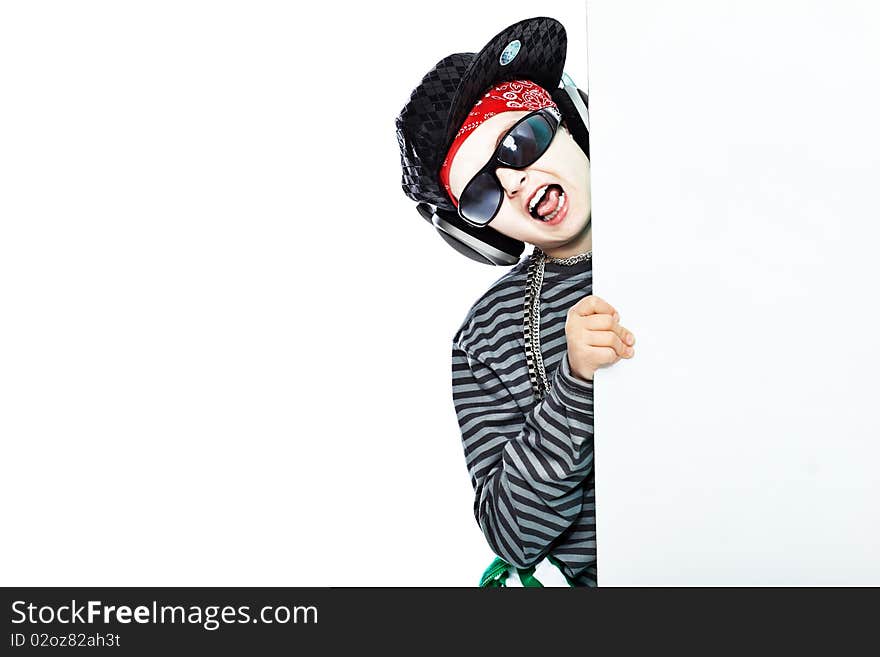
top-left (565, 294), bottom-right (636, 381)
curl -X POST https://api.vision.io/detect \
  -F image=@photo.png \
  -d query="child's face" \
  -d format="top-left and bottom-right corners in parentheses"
top-left (448, 110), bottom-right (591, 253)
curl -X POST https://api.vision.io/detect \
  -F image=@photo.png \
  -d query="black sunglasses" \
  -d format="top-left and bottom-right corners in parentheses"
top-left (456, 107), bottom-right (562, 227)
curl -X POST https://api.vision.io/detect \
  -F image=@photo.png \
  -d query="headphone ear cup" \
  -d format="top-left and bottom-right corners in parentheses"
top-left (430, 206), bottom-right (524, 265)
top-left (552, 88), bottom-right (590, 159)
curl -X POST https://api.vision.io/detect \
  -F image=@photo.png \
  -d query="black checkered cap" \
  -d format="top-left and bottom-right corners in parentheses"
top-left (396, 17), bottom-right (568, 212)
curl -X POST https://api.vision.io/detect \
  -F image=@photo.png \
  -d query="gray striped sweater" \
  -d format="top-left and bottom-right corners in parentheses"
top-left (451, 253), bottom-right (596, 587)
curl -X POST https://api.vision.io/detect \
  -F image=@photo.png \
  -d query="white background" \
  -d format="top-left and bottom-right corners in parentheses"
top-left (590, 0), bottom-right (880, 584)
top-left (3, 1), bottom-right (878, 588)
top-left (0, 1), bottom-right (587, 586)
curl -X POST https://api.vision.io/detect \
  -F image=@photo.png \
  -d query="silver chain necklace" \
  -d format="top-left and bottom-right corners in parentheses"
top-left (523, 248), bottom-right (593, 401)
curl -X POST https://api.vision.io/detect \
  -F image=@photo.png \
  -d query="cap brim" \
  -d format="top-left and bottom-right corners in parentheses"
top-left (442, 17), bottom-right (568, 156)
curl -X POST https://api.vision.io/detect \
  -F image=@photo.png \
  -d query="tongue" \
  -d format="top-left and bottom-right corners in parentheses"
top-left (536, 187), bottom-right (561, 217)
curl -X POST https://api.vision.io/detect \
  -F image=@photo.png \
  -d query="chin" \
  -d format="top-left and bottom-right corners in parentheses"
top-left (567, 205), bottom-right (590, 232)
top-left (554, 205), bottom-right (588, 236)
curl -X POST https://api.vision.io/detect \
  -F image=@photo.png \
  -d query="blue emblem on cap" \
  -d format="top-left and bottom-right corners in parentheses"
top-left (499, 40), bottom-right (521, 66)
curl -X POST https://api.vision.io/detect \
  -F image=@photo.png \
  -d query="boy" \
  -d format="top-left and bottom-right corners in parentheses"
top-left (396, 17), bottom-right (636, 587)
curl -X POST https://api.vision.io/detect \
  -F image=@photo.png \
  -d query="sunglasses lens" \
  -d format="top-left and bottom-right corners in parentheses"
top-left (460, 171), bottom-right (502, 225)
top-left (498, 114), bottom-right (554, 167)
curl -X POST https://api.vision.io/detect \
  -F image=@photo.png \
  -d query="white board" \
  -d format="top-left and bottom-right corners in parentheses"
top-left (588, 0), bottom-right (880, 585)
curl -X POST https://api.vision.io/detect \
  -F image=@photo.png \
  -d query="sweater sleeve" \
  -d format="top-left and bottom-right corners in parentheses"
top-left (451, 342), bottom-right (595, 569)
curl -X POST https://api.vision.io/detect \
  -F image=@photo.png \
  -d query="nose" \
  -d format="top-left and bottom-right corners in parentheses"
top-left (495, 167), bottom-right (527, 197)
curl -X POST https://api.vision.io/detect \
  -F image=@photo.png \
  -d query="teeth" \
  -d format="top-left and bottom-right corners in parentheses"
top-left (540, 192), bottom-right (566, 222)
top-left (529, 185), bottom-right (549, 211)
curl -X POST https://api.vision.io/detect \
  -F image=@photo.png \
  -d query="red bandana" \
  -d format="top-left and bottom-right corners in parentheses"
top-left (439, 80), bottom-right (558, 207)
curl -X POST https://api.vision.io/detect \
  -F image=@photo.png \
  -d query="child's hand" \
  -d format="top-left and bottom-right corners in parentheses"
top-left (565, 294), bottom-right (635, 381)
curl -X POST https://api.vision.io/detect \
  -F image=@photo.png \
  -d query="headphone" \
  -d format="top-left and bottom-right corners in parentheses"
top-left (417, 74), bottom-right (590, 266)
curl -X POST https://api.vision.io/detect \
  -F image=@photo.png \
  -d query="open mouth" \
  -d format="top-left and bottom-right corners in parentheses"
top-left (528, 184), bottom-right (566, 222)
